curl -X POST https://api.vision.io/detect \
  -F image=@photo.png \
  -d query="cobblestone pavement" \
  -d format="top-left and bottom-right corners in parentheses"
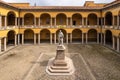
top-left (0, 44), bottom-right (120, 80)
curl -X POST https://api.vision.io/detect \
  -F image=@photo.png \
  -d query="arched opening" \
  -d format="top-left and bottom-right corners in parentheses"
top-left (7, 30), bottom-right (15, 45)
top-left (7, 11), bottom-right (16, 26)
top-left (72, 29), bottom-right (82, 43)
top-left (24, 29), bottom-right (34, 44)
top-left (40, 29), bottom-right (50, 43)
top-left (88, 29), bottom-right (97, 42)
top-left (24, 13), bottom-right (34, 25)
top-left (105, 12), bottom-right (113, 26)
top-left (56, 13), bottom-right (67, 25)
top-left (72, 13), bottom-right (82, 25)
top-left (105, 30), bottom-right (112, 46)
top-left (88, 13), bottom-right (97, 25)
top-left (40, 13), bottom-right (51, 25)
top-left (56, 29), bottom-right (66, 43)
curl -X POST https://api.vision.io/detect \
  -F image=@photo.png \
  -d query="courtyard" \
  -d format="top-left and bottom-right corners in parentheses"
top-left (0, 44), bottom-right (120, 80)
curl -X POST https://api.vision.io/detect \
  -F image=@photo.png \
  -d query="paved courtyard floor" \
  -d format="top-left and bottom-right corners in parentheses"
top-left (0, 44), bottom-right (120, 80)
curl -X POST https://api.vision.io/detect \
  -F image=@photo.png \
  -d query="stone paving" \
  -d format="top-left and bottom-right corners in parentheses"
top-left (0, 44), bottom-right (120, 80)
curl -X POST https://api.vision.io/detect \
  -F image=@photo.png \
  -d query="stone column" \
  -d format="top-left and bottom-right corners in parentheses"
top-left (66, 18), bottom-right (68, 26)
top-left (54, 33), bottom-right (56, 44)
top-left (97, 33), bottom-right (99, 44)
top-left (15, 34), bottom-right (17, 46)
top-left (117, 37), bottom-right (119, 52)
top-left (18, 17), bottom-right (20, 27)
top-left (0, 15), bottom-right (2, 28)
top-left (22, 18), bottom-right (24, 26)
top-left (86, 33), bottom-right (88, 44)
top-left (70, 33), bottom-right (72, 43)
top-left (86, 18), bottom-right (87, 26)
top-left (5, 16), bottom-right (7, 28)
top-left (66, 33), bottom-right (68, 44)
top-left (34, 34), bottom-right (36, 45)
top-left (4, 37), bottom-right (6, 51)
top-left (104, 34), bottom-right (106, 45)
top-left (113, 16), bottom-right (114, 26)
top-left (97, 18), bottom-right (99, 25)
top-left (101, 17), bottom-right (103, 26)
top-left (50, 18), bottom-right (52, 27)
top-left (117, 16), bottom-right (119, 28)
top-left (54, 18), bottom-right (56, 26)
top-left (34, 17), bottom-right (36, 26)
top-left (70, 18), bottom-right (72, 27)
top-left (22, 34), bottom-right (24, 45)
top-left (104, 17), bottom-right (105, 26)
top-left (38, 18), bottom-right (40, 26)
top-left (0, 38), bottom-right (1, 53)
top-left (17, 34), bottom-right (20, 45)
top-left (112, 36), bottom-right (115, 49)
top-left (82, 33), bottom-right (84, 44)
top-left (38, 33), bottom-right (40, 44)
top-left (15, 17), bottom-right (17, 26)
top-left (50, 33), bottom-right (52, 44)
top-left (82, 18), bottom-right (84, 26)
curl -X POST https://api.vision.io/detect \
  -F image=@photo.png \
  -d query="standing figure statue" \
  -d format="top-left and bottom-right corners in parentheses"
top-left (58, 30), bottom-right (64, 45)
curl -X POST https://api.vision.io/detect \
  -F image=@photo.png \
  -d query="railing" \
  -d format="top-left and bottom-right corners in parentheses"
top-left (1, 25), bottom-right (120, 30)
top-left (104, 26), bottom-right (114, 29)
top-left (20, 25), bottom-right (35, 28)
top-left (71, 25), bottom-right (83, 28)
top-left (0, 26), bottom-right (18, 30)
top-left (87, 25), bottom-right (100, 28)
top-left (103, 25), bottom-right (120, 29)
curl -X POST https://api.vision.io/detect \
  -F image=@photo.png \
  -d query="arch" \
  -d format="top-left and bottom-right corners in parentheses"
top-left (56, 29), bottom-right (67, 43)
top-left (56, 13), bottom-right (67, 25)
top-left (105, 30), bottom-right (112, 46)
top-left (88, 29), bottom-right (97, 42)
top-left (72, 29), bottom-right (82, 43)
top-left (24, 13), bottom-right (34, 25)
top-left (24, 29), bottom-right (34, 44)
top-left (7, 11), bottom-right (16, 26)
top-left (72, 13), bottom-right (82, 25)
top-left (88, 13), bottom-right (97, 25)
top-left (40, 29), bottom-right (50, 43)
top-left (7, 30), bottom-right (15, 45)
top-left (105, 12), bottom-right (113, 26)
top-left (40, 13), bottom-right (51, 25)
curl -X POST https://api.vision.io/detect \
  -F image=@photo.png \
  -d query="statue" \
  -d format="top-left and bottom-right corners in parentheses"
top-left (46, 30), bottom-right (75, 75)
top-left (58, 30), bottom-right (64, 45)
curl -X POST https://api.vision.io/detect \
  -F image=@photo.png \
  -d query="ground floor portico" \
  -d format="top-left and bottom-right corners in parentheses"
top-left (0, 28), bottom-right (120, 54)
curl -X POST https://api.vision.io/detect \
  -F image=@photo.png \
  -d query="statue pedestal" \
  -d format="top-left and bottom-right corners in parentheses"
top-left (46, 45), bottom-right (75, 75)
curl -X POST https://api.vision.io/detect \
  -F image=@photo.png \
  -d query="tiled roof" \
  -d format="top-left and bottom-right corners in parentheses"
top-left (104, 0), bottom-right (120, 7)
top-left (18, 6), bottom-right (102, 10)
top-left (0, 0), bottom-right (18, 9)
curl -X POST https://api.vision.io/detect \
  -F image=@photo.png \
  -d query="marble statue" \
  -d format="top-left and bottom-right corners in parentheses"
top-left (58, 30), bottom-right (64, 45)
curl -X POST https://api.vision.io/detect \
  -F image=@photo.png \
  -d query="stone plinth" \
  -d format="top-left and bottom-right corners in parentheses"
top-left (46, 45), bottom-right (75, 75)
top-left (53, 45), bottom-right (67, 66)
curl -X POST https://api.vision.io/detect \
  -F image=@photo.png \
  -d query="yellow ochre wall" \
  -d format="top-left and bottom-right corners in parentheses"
top-left (0, 1), bottom-right (120, 38)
